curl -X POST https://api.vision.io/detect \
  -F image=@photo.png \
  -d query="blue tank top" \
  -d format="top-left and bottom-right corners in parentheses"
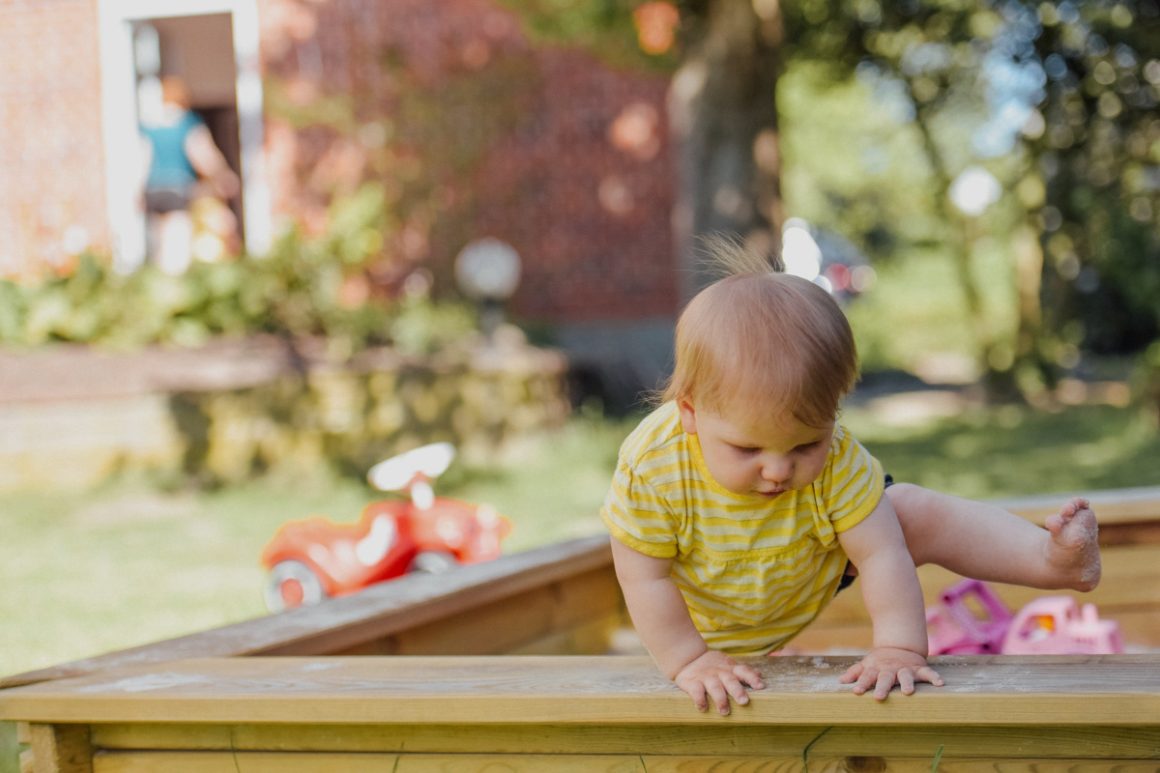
top-left (142, 111), bottom-right (203, 190)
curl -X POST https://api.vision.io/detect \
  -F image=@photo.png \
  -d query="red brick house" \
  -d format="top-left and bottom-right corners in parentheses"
top-left (0, 0), bottom-right (680, 408)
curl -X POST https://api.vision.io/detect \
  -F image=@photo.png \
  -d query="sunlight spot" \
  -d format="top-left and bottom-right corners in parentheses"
top-left (598, 175), bottom-right (635, 216)
top-left (753, 129), bottom-right (779, 174)
top-left (633, 2), bottom-right (679, 55)
top-left (608, 102), bottom-right (661, 161)
top-left (864, 391), bottom-right (968, 427)
top-left (460, 38), bottom-right (492, 70)
top-left (712, 185), bottom-right (748, 219)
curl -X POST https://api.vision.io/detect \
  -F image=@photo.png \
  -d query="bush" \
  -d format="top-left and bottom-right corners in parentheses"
top-left (0, 185), bottom-right (476, 355)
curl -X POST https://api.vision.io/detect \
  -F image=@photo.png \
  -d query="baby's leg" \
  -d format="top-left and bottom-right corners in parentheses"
top-left (885, 483), bottom-right (1101, 592)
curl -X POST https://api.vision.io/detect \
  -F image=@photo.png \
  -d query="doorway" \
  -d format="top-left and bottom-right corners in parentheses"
top-left (98, 0), bottom-right (270, 272)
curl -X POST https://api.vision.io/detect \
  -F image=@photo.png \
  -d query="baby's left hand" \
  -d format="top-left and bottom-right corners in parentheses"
top-left (839, 647), bottom-right (943, 700)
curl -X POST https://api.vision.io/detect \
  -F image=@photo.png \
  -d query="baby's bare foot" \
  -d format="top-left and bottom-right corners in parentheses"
top-left (1044, 498), bottom-right (1101, 591)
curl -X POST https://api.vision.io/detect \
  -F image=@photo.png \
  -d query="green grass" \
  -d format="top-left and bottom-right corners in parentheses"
top-left (842, 400), bottom-right (1160, 497)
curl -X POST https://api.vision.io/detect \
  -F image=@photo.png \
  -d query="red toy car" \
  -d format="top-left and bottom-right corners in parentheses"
top-left (261, 442), bottom-right (510, 612)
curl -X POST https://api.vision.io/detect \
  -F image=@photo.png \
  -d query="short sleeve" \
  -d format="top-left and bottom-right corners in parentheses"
top-left (817, 427), bottom-right (884, 535)
top-left (600, 457), bottom-right (679, 559)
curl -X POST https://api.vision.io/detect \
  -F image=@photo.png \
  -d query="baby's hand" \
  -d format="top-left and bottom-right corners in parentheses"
top-left (673, 650), bottom-right (765, 715)
top-left (839, 647), bottom-right (943, 700)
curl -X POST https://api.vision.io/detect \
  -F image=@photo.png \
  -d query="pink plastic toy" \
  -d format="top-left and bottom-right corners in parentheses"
top-left (925, 578), bottom-right (1014, 655)
top-left (1001, 595), bottom-right (1124, 655)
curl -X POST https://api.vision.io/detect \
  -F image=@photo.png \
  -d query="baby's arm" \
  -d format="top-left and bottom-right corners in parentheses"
top-left (609, 538), bottom-right (764, 714)
top-left (837, 496), bottom-right (944, 699)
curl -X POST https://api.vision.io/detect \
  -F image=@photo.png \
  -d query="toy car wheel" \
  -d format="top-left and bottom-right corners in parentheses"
top-left (408, 550), bottom-right (458, 575)
top-left (265, 560), bottom-right (326, 612)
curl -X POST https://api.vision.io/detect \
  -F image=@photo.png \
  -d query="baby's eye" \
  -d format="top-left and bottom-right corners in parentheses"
top-left (731, 445), bottom-right (761, 455)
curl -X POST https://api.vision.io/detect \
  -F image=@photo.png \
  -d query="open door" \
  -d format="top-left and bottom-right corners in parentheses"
top-left (98, 0), bottom-right (270, 272)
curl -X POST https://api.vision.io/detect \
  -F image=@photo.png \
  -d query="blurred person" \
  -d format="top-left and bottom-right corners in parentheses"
top-left (139, 76), bottom-right (239, 274)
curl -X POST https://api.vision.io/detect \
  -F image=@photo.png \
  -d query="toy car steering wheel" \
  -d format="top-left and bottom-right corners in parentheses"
top-left (367, 442), bottom-right (456, 491)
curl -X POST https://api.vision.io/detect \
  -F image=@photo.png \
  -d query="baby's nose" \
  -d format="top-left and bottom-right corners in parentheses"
top-left (761, 457), bottom-right (792, 483)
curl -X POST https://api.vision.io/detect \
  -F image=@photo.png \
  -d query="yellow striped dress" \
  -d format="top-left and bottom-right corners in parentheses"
top-left (601, 401), bottom-right (884, 654)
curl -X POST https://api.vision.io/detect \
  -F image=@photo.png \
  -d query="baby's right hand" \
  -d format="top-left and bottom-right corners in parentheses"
top-left (673, 650), bottom-right (765, 715)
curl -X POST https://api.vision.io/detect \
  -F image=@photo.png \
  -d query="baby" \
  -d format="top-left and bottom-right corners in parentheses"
top-left (601, 240), bottom-right (1101, 714)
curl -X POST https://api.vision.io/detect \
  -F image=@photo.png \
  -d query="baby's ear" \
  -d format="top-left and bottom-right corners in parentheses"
top-left (677, 398), bottom-right (698, 434)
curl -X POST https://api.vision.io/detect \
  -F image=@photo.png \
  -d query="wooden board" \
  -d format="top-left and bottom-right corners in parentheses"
top-left (86, 752), bottom-right (1160, 773)
top-left (6, 656), bottom-right (1160, 771)
top-left (3, 655), bottom-right (1159, 727)
top-left (87, 721), bottom-right (1160, 758)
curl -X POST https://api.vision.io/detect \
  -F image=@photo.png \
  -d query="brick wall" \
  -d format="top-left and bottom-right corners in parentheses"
top-left (0, 0), bottom-right (679, 326)
top-left (258, 0), bottom-right (679, 325)
top-left (0, 0), bottom-right (107, 278)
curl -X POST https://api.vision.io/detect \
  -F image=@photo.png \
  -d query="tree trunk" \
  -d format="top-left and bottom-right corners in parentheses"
top-left (669, 0), bottom-right (785, 299)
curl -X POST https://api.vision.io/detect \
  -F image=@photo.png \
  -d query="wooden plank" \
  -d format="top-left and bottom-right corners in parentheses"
top-left (643, 758), bottom-right (1160, 772)
top-left (1000, 485), bottom-right (1160, 526)
top-left (330, 567), bottom-right (623, 656)
top-left (93, 753), bottom-right (647, 773)
top-left (0, 535), bottom-right (614, 689)
top-left (91, 723), bottom-right (825, 756)
top-left (89, 722), bottom-right (1160, 759)
top-left (3, 656), bottom-right (1159, 727)
top-left (998, 485), bottom-right (1160, 547)
top-left (394, 756), bottom-right (646, 772)
top-left (27, 724), bottom-right (91, 773)
top-left (93, 752), bottom-right (400, 773)
top-left (81, 750), bottom-right (1160, 773)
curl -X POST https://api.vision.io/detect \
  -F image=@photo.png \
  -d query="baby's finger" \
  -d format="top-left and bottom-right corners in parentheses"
top-left (734, 664), bottom-right (765, 690)
top-left (873, 669), bottom-right (896, 700)
top-left (897, 668), bottom-right (916, 696)
top-left (916, 666), bottom-right (944, 687)
top-left (851, 668), bottom-right (878, 695)
top-left (839, 662), bottom-right (863, 685)
top-left (683, 682), bottom-right (708, 712)
top-left (722, 674), bottom-right (750, 706)
top-left (705, 680), bottom-right (731, 716)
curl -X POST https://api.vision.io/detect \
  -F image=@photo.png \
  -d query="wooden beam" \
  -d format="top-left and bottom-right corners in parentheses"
top-left (25, 724), bottom-right (91, 773)
top-left (1000, 485), bottom-right (1160, 546)
top-left (89, 721), bottom-right (1160, 758)
top-left (3, 656), bottom-right (1159, 727)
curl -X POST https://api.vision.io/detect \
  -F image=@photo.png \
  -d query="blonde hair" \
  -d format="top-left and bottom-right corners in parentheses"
top-left (662, 235), bottom-right (858, 429)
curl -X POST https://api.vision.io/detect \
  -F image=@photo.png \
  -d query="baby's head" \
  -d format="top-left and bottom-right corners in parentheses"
top-left (663, 240), bottom-right (858, 430)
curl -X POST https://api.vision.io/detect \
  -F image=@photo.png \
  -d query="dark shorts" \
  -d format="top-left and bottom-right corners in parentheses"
top-left (145, 186), bottom-right (192, 214)
top-left (835, 473), bottom-right (895, 594)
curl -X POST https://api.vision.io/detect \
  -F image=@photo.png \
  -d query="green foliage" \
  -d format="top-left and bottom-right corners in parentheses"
top-left (0, 185), bottom-right (476, 356)
top-left (497, 0), bottom-right (678, 71)
top-left (1133, 340), bottom-right (1160, 425)
top-left (1031, 2), bottom-right (1160, 354)
top-left (781, 0), bottom-right (1160, 389)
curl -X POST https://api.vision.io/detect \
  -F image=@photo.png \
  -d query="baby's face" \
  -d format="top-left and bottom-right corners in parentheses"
top-left (678, 400), bottom-right (833, 498)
